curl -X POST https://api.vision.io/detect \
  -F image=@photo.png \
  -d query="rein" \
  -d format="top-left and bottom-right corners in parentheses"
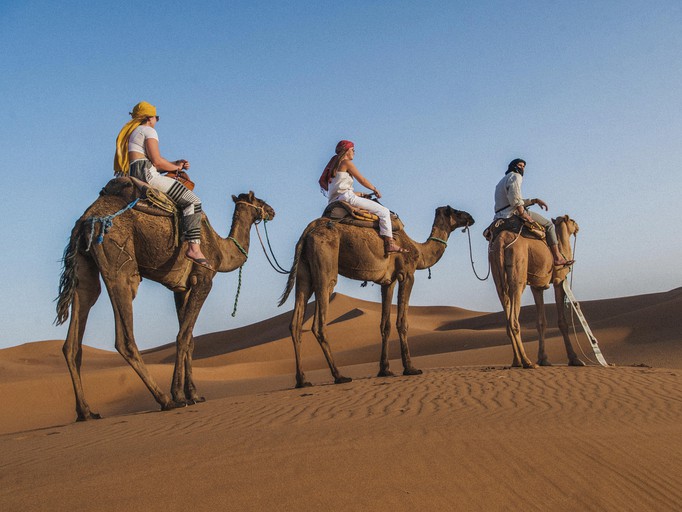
top-left (464, 227), bottom-right (491, 281)
top-left (255, 221), bottom-right (290, 274)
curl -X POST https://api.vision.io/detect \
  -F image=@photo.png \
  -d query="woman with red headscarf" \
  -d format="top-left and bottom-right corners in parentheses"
top-left (319, 140), bottom-right (407, 254)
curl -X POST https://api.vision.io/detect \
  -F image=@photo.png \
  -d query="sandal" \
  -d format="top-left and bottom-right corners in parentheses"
top-left (385, 243), bottom-right (409, 255)
top-left (186, 255), bottom-right (214, 271)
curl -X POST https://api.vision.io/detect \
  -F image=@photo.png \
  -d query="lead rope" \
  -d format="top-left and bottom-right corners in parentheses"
top-left (564, 235), bottom-right (598, 365)
top-left (228, 236), bottom-right (248, 317)
top-left (426, 236), bottom-right (448, 279)
top-left (255, 220), bottom-right (290, 274)
top-left (464, 227), bottom-right (491, 281)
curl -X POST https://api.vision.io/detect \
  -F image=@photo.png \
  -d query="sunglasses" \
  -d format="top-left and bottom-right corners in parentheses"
top-left (149, 115), bottom-right (159, 121)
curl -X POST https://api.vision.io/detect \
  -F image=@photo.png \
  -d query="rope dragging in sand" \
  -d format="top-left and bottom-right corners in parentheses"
top-left (562, 280), bottom-right (609, 367)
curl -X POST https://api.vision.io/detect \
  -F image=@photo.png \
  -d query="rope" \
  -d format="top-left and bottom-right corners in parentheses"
top-left (85, 198), bottom-right (139, 251)
top-left (255, 221), bottom-right (290, 274)
top-left (464, 227), bottom-right (491, 281)
top-left (228, 236), bottom-right (248, 317)
top-left (426, 236), bottom-right (448, 279)
top-left (563, 234), bottom-right (599, 365)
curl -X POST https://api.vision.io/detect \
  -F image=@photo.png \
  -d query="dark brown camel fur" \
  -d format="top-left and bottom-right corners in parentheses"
top-left (279, 206), bottom-right (474, 388)
top-left (489, 215), bottom-right (584, 368)
top-left (56, 181), bottom-right (275, 420)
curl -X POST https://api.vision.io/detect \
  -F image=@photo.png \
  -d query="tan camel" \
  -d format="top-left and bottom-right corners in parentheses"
top-left (489, 215), bottom-right (584, 368)
top-left (279, 206), bottom-right (474, 387)
top-left (55, 180), bottom-right (275, 420)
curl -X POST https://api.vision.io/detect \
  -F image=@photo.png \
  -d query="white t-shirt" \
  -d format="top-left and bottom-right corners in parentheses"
top-left (128, 125), bottom-right (159, 157)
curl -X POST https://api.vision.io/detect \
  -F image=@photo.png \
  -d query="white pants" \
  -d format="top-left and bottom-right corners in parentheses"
top-left (331, 191), bottom-right (392, 238)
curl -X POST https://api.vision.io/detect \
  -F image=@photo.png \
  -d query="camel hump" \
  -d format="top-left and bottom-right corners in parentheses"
top-left (100, 177), bottom-right (177, 216)
top-left (322, 200), bottom-right (404, 232)
top-left (483, 216), bottom-right (545, 242)
top-left (100, 177), bottom-right (147, 202)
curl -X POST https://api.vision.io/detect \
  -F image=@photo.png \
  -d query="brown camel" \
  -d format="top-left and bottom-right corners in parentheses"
top-left (56, 181), bottom-right (275, 420)
top-left (278, 206), bottom-right (475, 388)
top-left (489, 215), bottom-right (585, 368)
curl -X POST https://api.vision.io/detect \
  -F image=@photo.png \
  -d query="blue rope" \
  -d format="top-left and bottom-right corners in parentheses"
top-left (85, 198), bottom-right (140, 251)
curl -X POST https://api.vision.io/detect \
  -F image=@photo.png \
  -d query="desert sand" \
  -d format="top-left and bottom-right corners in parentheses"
top-left (1, 288), bottom-right (681, 511)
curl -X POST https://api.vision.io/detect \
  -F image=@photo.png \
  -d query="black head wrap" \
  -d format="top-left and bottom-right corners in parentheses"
top-left (506, 158), bottom-right (526, 176)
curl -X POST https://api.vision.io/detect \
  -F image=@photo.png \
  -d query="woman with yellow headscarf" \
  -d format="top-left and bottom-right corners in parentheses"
top-left (114, 101), bottom-right (211, 269)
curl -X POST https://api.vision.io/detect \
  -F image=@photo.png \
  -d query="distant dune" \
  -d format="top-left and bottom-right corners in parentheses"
top-left (1, 289), bottom-right (681, 511)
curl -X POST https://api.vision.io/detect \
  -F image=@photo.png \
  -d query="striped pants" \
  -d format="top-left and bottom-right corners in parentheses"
top-left (129, 159), bottom-right (202, 243)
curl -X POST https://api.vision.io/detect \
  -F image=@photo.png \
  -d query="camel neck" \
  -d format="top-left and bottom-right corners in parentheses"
top-left (208, 205), bottom-right (256, 273)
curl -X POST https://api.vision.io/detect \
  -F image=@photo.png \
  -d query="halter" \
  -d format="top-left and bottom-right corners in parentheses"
top-left (235, 200), bottom-right (269, 222)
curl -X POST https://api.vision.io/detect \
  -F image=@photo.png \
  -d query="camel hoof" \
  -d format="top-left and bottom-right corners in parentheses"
top-left (537, 359), bottom-right (552, 367)
top-left (295, 381), bottom-right (313, 389)
top-left (188, 396), bottom-right (206, 404)
top-left (377, 369), bottom-right (396, 377)
top-left (403, 368), bottom-right (423, 376)
top-left (334, 376), bottom-right (352, 384)
top-left (523, 362), bottom-right (539, 369)
top-left (162, 401), bottom-right (187, 411)
top-left (569, 359), bottom-right (586, 367)
top-left (77, 412), bottom-right (102, 422)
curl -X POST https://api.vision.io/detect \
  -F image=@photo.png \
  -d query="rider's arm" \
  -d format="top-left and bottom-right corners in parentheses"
top-left (145, 138), bottom-right (190, 172)
top-left (344, 161), bottom-right (381, 198)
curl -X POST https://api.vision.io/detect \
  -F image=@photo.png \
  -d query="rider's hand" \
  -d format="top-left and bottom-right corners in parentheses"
top-left (534, 198), bottom-right (548, 211)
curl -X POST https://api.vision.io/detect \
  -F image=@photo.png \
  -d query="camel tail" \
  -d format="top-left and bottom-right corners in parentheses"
top-left (490, 238), bottom-right (509, 300)
top-left (278, 222), bottom-right (317, 307)
top-left (277, 239), bottom-right (303, 307)
top-left (55, 223), bottom-right (83, 326)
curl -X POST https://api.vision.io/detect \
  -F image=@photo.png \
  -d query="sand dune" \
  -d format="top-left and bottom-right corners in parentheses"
top-left (1, 288), bottom-right (681, 510)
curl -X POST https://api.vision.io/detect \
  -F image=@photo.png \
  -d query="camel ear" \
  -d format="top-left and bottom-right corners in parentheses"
top-left (248, 191), bottom-right (255, 202)
top-left (232, 195), bottom-right (238, 203)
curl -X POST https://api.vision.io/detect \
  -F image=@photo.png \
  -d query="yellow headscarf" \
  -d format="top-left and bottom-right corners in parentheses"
top-left (113, 101), bottom-right (157, 174)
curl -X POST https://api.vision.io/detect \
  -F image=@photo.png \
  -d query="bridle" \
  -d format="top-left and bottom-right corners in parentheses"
top-left (235, 200), bottom-right (270, 222)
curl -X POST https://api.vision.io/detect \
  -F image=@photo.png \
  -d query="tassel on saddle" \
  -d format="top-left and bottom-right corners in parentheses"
top-left (100, 177), bottom-right (182, 245)
top-left (322, 200), bottom-right (404, 232)
top-left (483, 215), bottom-right (546, 242)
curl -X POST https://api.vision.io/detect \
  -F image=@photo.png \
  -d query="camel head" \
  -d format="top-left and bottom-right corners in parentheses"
top-left (435, 206), bottom-right (475, 233)
top-left (231, 191), bottom-right (276, 222)
top-left (553, 215), bottom-right (578, 236)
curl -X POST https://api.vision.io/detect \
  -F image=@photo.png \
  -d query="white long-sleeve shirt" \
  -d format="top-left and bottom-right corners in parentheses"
top-left (494, 172), bottom-right (526, 219)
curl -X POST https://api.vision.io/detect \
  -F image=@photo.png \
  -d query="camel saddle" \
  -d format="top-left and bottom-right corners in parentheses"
top-left (322, 200), bottom-right (404, 232)
top-left (483, 216), bottom-right (546, 243)
top-left (100, 177), bottom-right (180, 217)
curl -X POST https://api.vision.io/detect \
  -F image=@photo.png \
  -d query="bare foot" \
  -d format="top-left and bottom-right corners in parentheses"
top-left (384, 242), bottom-right (408, 255)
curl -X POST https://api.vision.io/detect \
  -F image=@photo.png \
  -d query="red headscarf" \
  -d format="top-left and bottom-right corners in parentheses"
top-left (319, 140), bottom-right (355, 192)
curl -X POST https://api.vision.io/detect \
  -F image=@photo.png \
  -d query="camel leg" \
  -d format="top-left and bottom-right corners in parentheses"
top-left (311, 286), bottom-right (351, 384)
top-left (554, 283), bottom-right (585, 366)
top-left (307, 239), bottom-right (350, 385)
top-left (104, 278), bottom-right (175, 410)
top-left (377, 282), bottom-right (396, 377)
top-left (396, 275), bottom-right (422, 376)
top-left (171, 276), bottom-right (213, 405)
top-left (531, 287), bottom-right (551, 366)
top-left (171, 289), bottom-right (207, 404)
top-left (62, 253), bottom-right (102, 421)
top-left (289, 265), bottom-right (314, 388)
top-left (506, 281), bottom-right (537, 369)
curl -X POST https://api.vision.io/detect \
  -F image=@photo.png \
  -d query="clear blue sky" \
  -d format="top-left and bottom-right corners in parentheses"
top-left (2, 1), bottom-right (681, 350)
